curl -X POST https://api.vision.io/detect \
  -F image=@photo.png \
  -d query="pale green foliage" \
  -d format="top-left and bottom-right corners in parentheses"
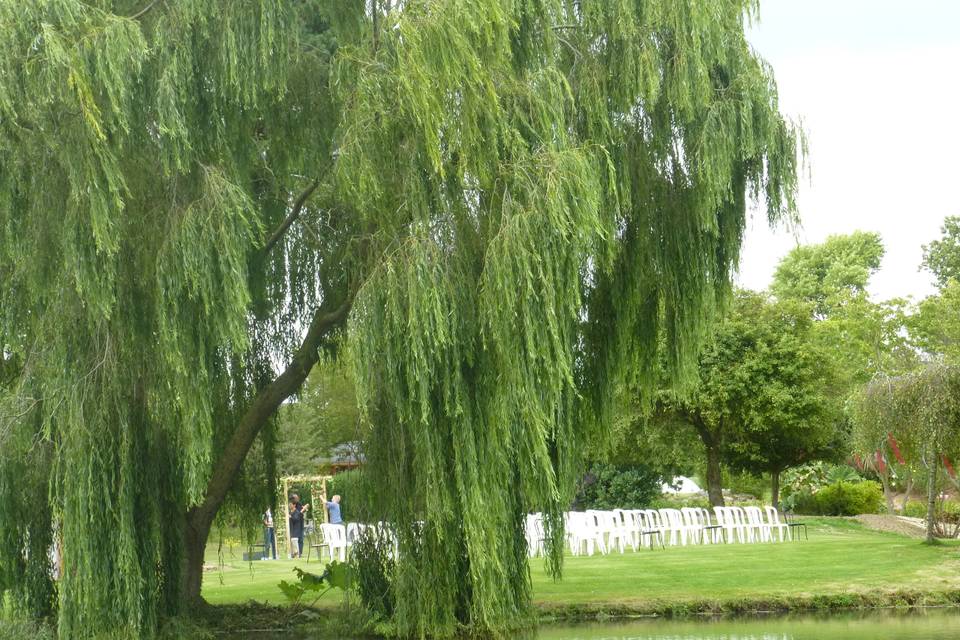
top-left (771, 231), bottom-right (883, 318)
top-left (911, 279), bottom-right (960, 364)
top-left (921, 216), bottom-right (960, 288)
top-left (771, 232), bottom-right (915, 383)
top-left (341, 1), bottom-right (800, 634)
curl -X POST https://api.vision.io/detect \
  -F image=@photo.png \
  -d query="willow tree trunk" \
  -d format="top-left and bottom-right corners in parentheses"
top-left (179, 297), bottom-right (352, 607)
top-left (925, 456), bottom-right (939, 544)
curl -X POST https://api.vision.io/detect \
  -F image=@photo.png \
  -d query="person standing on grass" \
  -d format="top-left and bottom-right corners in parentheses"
top-left (288, 494), bottom-right (309, 558)
top-left (262, 507), bottom-right (277, 560)
top-left (326, 494), bottom-right (343, 525)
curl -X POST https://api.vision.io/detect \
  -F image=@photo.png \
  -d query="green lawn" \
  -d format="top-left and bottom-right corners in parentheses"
top-left (201, 519), bottom-right (960, 610)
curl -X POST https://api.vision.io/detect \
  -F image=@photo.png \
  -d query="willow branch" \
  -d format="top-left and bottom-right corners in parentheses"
top-left (261, 179), bottom-right (321, 255)
top-left (129, 0), bottom-right (160, 20)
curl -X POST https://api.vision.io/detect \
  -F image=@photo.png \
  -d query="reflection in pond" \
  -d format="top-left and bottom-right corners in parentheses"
top-left (534, 609), bottom-right (960, 640)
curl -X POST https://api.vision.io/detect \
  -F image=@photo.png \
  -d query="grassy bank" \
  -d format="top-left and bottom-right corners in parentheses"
top-left (202, 518), bottom-right (960, 616)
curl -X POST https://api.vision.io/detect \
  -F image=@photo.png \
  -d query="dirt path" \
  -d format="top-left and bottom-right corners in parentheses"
top-left (854, 514), bottom-right (926, 538)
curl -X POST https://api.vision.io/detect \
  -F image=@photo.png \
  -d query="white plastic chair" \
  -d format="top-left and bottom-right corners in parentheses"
top-left (763, 506), bottom-right (792, 542)
top-left (744, 506), bottom-right (773, 542)
top-left (318, 523), bottom-right (348, 561)
top-left (566, 512), bottom-right (606, 556)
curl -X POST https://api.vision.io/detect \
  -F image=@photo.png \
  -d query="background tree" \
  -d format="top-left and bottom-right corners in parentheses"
top-left (771, 231), bottom-right (883, 320)
top-left (911, 281), bottom-right (960, 363)
top-left (720, 300), bottom-right (844, 508)
top-left (771, 232), bottom-right (915, 382)
top-left (921, 215), bottom-right (960, 288)
top-left (853, 365), bottom-right (960, 542)
top-left (0, 1), bottom-right (801, 637)
top-left (277, 357), bottom-right (363, 475)
top-left (642, 291), bottom-right (841, 507)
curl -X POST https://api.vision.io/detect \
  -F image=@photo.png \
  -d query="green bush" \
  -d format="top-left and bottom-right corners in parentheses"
top-left (573, 463), bottom-right (663, 510)
top-left (792, 481), bottom-right (883, 516)
top-left (903, 500), bottom-right (927, 519)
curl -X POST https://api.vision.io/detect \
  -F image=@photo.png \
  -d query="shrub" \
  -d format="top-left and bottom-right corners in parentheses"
top-left (573, 463), bottom-right (663, 510)
top-left (723, 469), bottom-right (767, 500)
top-left (904, 501), bottom-right (928, 519)
top-left (792, 481), bottom-right (883, 516)
top-left (352, 531), bottom-right (395, 618)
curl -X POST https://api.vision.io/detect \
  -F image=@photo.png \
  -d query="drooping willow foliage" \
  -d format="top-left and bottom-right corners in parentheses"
top-left (340, 0), bottom-right (800, 636)
top-left (0, 1), bottom-right (349, 637)
top-left (852, 365), bottom-right (960, 540)
top-left (1, 0), bottom-right (800, 637)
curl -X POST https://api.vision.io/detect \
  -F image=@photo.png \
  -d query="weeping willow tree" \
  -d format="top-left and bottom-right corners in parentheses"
top-left (0, 1), bottom-right (351, 635)
top-left (853, 365), bottom-right (960, 543)
top-left (1, 0), bottom-right (800, 637)
top-left (341, 0), bottom-right (800, 636)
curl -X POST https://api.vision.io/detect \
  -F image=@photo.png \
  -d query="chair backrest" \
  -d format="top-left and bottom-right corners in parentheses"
top-left (698, 507), bottom-right (713, 527)
top-left (712, 506), bottom-right (727, 525)
top-left (321, 523), bottom-right (346, 545)
top-left (658, 508), bottom-right (683, 528)
top-left (764, 506), bottom-right (782, 525)
top-left (729, 507), bottom-right (748, 526)
top-left (744, 506), bottom-right (764, 525)
top-left (612, 509), bottom-right (633, 529)
top-left (679, 507), bottom-right (697, 527)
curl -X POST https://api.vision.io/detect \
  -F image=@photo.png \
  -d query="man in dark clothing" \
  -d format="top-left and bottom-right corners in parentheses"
top-left (288, 494), bottom-right (309, 558)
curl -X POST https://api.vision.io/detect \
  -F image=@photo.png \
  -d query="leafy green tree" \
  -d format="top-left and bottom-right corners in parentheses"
top-left (771, 231), bottom-right (883, 319)
top-left (277, 358), bottom-right (363, 476)
top-left (911, 274), bottom-right (960, 364)
top-left (771, 232), bottom-right (914, 382)
top-left (0, 1), bottom-right (801, 636)
top-left (573, 463), bottom-right (664, 511)
top-left (645, 291), bottom-right (841, 507)
top-left (921, 216), bottom-right (960, 288)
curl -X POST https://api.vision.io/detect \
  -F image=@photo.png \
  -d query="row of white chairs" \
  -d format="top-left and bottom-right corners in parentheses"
top-left (525, 506), bottom-right (795, 557)
top-left (310, 521), bottom-right (399, 562)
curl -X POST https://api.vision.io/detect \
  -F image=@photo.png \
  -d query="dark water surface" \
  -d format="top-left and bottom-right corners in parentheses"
top-left (536, 610), bottom-right (960, 639)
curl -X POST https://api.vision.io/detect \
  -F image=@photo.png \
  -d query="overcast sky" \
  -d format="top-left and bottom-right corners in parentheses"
top-left (737, 0), bottom-right (960, 302)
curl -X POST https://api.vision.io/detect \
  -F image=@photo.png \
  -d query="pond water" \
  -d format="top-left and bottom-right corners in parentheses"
top-left (227, 609), bottom-right (960, 639)
top-left (536, 610), bottom-right (960, 639)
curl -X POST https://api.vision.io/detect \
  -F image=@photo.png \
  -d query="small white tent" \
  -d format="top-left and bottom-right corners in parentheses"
top-left (661, 476), bottom-right (702, 495)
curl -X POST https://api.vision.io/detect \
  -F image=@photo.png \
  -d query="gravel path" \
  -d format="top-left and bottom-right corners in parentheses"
top-left (853, 514), bottom-right (927, 538)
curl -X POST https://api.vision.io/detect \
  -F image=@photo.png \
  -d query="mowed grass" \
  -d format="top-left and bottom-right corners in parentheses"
top-left (201, 519), bottom-right (960, 609)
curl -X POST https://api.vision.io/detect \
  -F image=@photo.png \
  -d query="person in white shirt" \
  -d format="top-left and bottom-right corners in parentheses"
top-left (262, 507), bottom-right (277, 560)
